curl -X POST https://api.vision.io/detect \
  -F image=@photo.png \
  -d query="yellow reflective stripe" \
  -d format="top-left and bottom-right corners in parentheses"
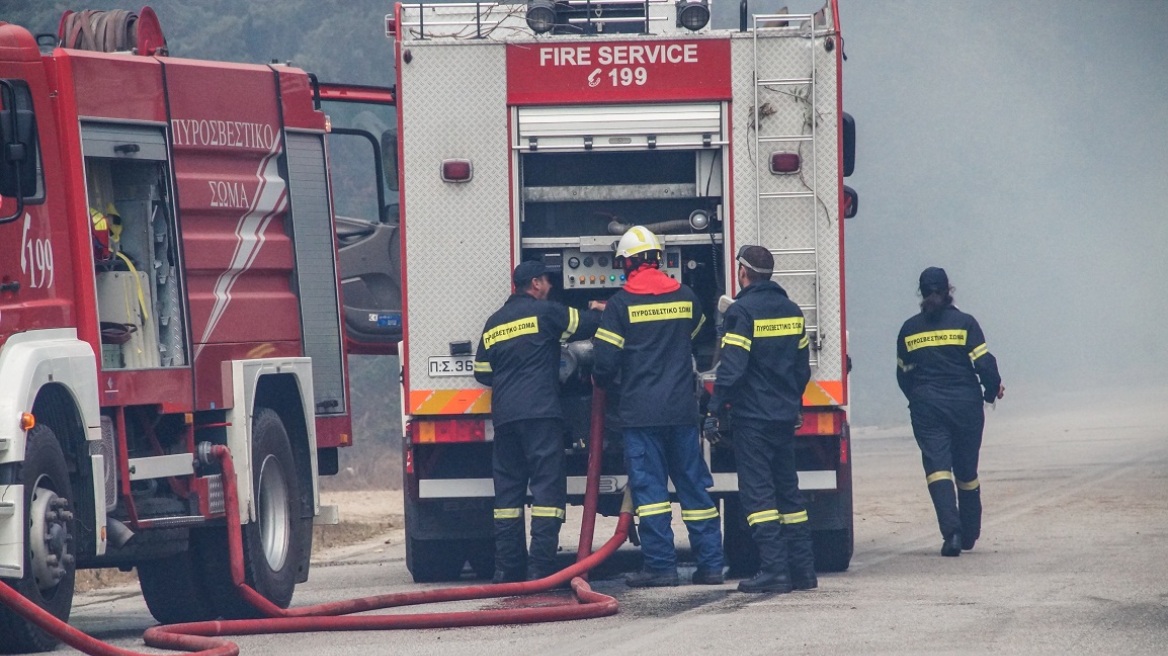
top-left (681, 507), bottom-right (719, 522)
top-left (754, 317), bottom-right (803, 337)
top-left (780, 510), bottom-right (808, 524)
top-left (969, 343), bottom-right (988, 361)
top-left (691, 312), bottom-right (706, 339)
top-left (904, 329), bottom-right (967, 352)
top-left (926, 470), bottom-right (954, 485)
top-left (531, 506), bottom-right (566, 519)
top-left (473, 361), bottom-right (492, 373)
top-left (957, 478), bottom-right (980, 491)
top-left (595, 328), bottom-right (625, 349)
top-left (494, 508), bottom-right (522, 520)
top-left (722, 333), bottom-right (752, 351)
top-left (798, 335), bottom-right (810, 349)
top-left (746, 509), bottom-right (781, 526)
top-left (562, 307), bottom-right (580, 341)
top-left (483, 316), bottom-right (539, 349)
top-left (636, 502), bottom-right (672, 517)
top-left (628, 301), bottom-right (693, 323)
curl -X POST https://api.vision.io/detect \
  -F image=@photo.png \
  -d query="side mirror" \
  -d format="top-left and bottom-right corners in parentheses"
top-left (843, 185), bottom-right (858, 219)
top-left (841, 112), bottom-right (855, 177)
top-left (0, 80), bottom-right (38, 203)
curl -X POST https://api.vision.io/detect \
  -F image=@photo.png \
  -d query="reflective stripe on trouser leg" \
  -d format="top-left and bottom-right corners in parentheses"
top-left (926, 471), bottom-right (960, 539)
top-left (623, 427), bottom-right (678, 573)
top-left (665, 424), bottom-right (724, 572)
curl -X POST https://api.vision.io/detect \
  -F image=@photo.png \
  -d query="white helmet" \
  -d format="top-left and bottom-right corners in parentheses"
top-left (615, 225), bottom-right (663, 261)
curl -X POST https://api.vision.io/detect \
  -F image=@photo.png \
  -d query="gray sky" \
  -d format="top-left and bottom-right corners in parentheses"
top-left (822, 0), bottom-right (1168, 425)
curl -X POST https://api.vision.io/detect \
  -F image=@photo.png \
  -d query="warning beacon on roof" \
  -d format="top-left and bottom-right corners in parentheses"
top-left (506, 39), bottom-right (731, 105)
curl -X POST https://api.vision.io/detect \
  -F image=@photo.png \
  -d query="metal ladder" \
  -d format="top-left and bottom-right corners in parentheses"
top-left (751, 12), bottom-right (822, 363)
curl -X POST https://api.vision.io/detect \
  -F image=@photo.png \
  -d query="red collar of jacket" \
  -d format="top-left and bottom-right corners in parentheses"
top-left (624, 265), bottom-right (680, 295)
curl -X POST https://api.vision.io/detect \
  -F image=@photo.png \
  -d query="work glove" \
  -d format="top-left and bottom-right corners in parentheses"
top-left (701, 415), bottom-right (724, 446)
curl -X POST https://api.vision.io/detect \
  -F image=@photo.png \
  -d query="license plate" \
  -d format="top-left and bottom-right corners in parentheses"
top-left (428, 355), bottom-right (475, 377)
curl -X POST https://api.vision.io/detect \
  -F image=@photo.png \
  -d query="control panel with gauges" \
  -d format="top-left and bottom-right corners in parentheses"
top-left (560, 246), bottom-right (682, 288)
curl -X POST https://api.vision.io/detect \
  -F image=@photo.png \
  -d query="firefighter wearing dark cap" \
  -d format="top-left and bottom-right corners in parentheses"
top-left (897, 266), bottom-right (1004, 557)
top-left (474, 261), bottom-right (600, 582)
top-left (593, 226), bottom-right (724, 588)
top-left (708, 245), bottom-right (815, 593)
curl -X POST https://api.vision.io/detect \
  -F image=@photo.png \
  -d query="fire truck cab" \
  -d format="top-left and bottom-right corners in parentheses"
top-left (391, 0), bottom-right (857, 581)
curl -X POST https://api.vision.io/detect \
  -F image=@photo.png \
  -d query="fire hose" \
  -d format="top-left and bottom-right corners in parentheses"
top-left (0, 389), bottom-right (631, 655)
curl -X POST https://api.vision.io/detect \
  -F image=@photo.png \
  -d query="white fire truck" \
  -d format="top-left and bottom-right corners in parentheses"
top-left (390, 0), bottom-right (857, 581)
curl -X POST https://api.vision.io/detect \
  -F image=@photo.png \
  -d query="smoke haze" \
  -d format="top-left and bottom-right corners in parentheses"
top-left (761, 1), bottom-right (1168, 425)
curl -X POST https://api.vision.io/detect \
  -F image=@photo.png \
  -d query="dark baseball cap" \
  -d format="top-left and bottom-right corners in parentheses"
top-left (736, 245), bottom-right (774, 275)
top-left (512, 260), bottom-right (549, 287)
top-left (918, 266), bottom-right (949, 294)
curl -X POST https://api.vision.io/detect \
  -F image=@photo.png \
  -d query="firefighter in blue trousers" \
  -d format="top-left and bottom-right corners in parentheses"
top-left (708, 245), bottom-right (816, 594)
top-left (592, 226), bottom-right (725, 587)
top-left (474, 261), bottom-right (600, 582)
top-left (897, 267), bottom-right (1004, 557)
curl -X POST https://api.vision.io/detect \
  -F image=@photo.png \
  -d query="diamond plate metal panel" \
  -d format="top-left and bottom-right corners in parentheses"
top-left (730, 30), bottom-right (843, 382)
top-left (400, 42), bottom-right (513, 396)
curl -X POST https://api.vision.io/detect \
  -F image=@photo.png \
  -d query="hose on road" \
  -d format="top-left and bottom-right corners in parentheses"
top-left (0, 389), bottom-right (629, 655)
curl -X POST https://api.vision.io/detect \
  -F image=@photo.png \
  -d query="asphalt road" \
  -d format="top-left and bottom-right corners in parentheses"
top-left (70, 389), bottom-right (1168, 655)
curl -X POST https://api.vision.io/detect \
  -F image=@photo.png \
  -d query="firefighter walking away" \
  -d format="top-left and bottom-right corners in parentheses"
top-left (709, 245), bottom-right (816, 593)
top-left (896, 267), bottom-right (1004, 556)
top-left (474, 261), bottom-right (600, 582)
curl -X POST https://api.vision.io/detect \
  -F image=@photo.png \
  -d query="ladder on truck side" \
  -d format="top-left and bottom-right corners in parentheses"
top-left (751, 11), bottom-right (825, 364)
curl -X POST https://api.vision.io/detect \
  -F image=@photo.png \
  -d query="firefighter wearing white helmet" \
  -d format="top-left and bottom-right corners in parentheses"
top-left (614, 225), bottom-right (664, 263)
top-left (593, 226), bottom-right (725, 587)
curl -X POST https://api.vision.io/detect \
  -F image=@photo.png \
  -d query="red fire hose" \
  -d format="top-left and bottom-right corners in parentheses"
top-left (0, 390), bottom-right (631, 655)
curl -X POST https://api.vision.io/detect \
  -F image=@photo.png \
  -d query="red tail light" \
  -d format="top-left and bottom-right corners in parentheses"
top-left (441, 159), bottom-right (473, 183)
top-left (410, 418), bottom-right (487, 443)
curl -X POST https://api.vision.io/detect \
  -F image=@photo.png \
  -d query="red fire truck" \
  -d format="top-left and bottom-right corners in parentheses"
top-left (0, 9), bottom-right (384, 652)
top-left (390, 0), bottom-right (857, 581)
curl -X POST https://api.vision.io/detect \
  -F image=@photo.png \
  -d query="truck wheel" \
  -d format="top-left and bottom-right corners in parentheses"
top-left (721, 495), bottom-right (759, 578)
top-left (812, 528), bottom-right (853, 572)
top-left (196, 408), bottom-right (306, 618)
top-left (406, 537), bottom-right (467, 583)
top-left (0, 425), bottom-right (76, 654)
top-left (137, 550), bottom-right (216, 624)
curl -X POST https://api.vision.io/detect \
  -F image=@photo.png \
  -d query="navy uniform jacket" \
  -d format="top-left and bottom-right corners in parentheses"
top-left (896, 305), bottom-right (1002, 405)
top-left (592, 268), bottom-right (706, 428)
top-left (711, 280), bottom-right (811, 424)
top-left (474, 294), bottom-right (598, 428)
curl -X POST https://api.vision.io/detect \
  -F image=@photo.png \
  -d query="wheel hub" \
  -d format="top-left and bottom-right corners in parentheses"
top-left (257, 454), bottom-right (290, 571)
top-left (29, 487), bottom-right (74, 592)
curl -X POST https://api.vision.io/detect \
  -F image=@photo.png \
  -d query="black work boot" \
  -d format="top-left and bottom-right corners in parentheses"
top-left (784, 523), bottom-right (818, 591)
top-left (625, 569), bottom-right (680, 588)
top-left (737, 570), bottom-right (793, 594)
top-left (958, 486), bottom-right (982, 551)
top-left (941, 533), bottom-right (962, 557)
top-left (691, 569), bottom-right (725, 585)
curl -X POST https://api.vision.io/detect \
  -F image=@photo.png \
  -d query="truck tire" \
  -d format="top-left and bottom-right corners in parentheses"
top-left (195, 408), bottom-right (306, 618)
top-left (0, 425), bottom-right (76, 654)
top-left (812, 527), bottom-right (853, 572)
top-left (721, 495), bottom-right (759, 578)
top-left (406, 537), bottom-right (468, 583)
top-left (137, 550), bottom-right (217, 624)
